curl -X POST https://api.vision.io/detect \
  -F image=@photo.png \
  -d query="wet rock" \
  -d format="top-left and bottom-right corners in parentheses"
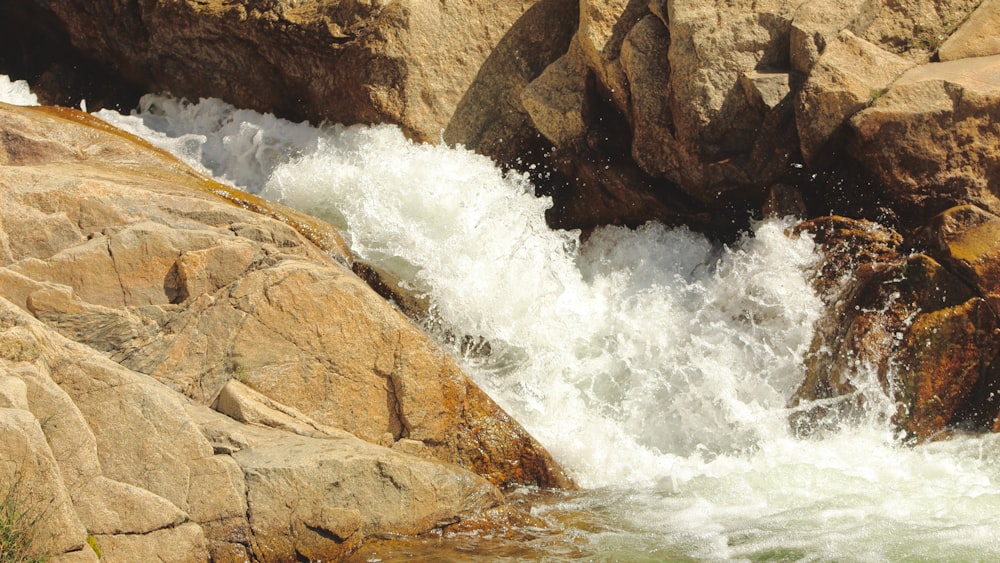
top-left (790, 211), bottom-right (1000, 440)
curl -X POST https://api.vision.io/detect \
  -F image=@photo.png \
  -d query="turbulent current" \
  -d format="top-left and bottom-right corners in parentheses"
top-left (6, 79), bottom-right (1000, 560)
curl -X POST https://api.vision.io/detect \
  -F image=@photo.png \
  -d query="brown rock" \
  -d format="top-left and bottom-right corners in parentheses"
top-left (0, 100), bottom-right (572, 560)
top-left (895, 298), bottom-right (1000, 440)
top-left (789, 0), bottom-right (880, 74)
top-left (790, 213), bottom-right (1000, 440)
top-left (915, 205), bottom-right (1000, 298)
top-left (938, 0), bottom-right (1000, 61)
top-left (850, 55), bottom-right (1000, 225)
top-left (21, 0), bottom-right (541, 141)
top-left (796, 31), bottom-right (914, 167)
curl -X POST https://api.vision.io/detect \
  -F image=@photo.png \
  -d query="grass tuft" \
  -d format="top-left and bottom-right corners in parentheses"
top-left (0, 482), bottom-right (47, 563)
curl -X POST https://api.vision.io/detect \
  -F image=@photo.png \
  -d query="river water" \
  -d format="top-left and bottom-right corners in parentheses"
top-left (5, 80), bottom-right (1000, 560)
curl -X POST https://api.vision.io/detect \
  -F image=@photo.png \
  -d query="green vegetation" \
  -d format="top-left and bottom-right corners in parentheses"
top-left (0, 482), bottom-right (47, 563)
top-left (85, 535), bottom-right (101, 559)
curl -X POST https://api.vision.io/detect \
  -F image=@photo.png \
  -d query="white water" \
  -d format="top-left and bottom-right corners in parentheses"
top-left (0, 76), bottom-right (39, 106)
top-left (61, 91), bottom-right (1000, 559)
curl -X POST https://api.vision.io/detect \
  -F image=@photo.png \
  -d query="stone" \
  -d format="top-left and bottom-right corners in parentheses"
top-left (938, 0), bottom-right (1000, 61)
top-left (0, 407), bottom-right (87, 558)
top-left (442, 0), bottom-right (578, 169)
top-left (234, 430), bottom-right (504, 562)
top-left (621, 14), bottom-right (676, 178)
top-left (850, 55), bottom-right (1000, 226)
top-left (0, 99), bottom-right (575, 559)
top-left (18, 0), bottom-right (543, 141)
top-left (789, 0), bottom-right (880, 74)
top-left (915, 205), bottom-right (1000, 300)
top-left (92, 523), bottom-right (208, 563)
top-left (796, 31), bottom-right (914, 167)
top-left (521, 52), bottom-right (590, 149)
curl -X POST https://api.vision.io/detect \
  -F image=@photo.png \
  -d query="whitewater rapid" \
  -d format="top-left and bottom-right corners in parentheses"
top-left (6, 80), bottom-right (1000, 560)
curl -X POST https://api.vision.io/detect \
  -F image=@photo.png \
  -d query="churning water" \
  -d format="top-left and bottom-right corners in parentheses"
top-left (5, 79), bottom-right (1000, 560)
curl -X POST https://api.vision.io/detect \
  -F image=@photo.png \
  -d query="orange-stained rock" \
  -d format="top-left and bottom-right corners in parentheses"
top-left (787, 215), bottom-right (1000, 439)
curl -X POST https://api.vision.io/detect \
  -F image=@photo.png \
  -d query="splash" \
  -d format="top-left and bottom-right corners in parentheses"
top-left (89, 91), bottom-right (1000, 559)
top-left (0, 76), bottom-right (38, 106)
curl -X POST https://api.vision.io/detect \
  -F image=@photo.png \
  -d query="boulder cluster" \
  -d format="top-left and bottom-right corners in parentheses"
top-left (3, 0), bottom-right (1000, 560)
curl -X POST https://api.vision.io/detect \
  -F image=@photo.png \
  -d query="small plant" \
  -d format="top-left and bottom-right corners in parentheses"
top-left (0, 481), bottom-right (47, 563)
top-left (869, 87), bottom-right (887, 104)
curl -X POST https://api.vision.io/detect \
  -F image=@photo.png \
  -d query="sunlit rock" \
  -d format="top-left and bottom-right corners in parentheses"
top-left (938, 0), bottom-right (1000, 61)
top-left (0, 101), bottom-right (573, 560)
top-left (796, 31), bottom-right (914, 167)
top-left (850, 55), bottom-right (1000, 224)
top-left (15, 0), bottom-right (541, 141)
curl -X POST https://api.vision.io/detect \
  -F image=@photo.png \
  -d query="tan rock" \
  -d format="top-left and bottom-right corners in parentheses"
top-left (621, 14), bottom-right (676, 178)
top-left (860, 0), bottom-right (979, 60)
top-left (93, 523), bottom-right (208, 563)
top-left (0, 407), bottom-right (87, 558)
top-left (26, 0), bottom-right (542, 141)
top-left (789, 0), bottom-right (880, 74)
top-left (796, 31), bottom-right (914, 166)
top-left (442, 0), bottom-right (578, 168)
top-left (521, 51), bottom-right (590, 148)
top-left (234, 431), bottom-right (503, 562)
top-left (850, 55), bottom-right (1000, 223)
top-left (938, 0), bottom-right (1000, 61)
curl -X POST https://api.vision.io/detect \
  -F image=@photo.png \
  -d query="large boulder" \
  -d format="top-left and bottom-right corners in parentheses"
top-left (14, 0), bottom-right (544, 141)
top-left (0, 101), bottom-right (572, 560)
top-left (850, 55), bottom-right (1000, 225)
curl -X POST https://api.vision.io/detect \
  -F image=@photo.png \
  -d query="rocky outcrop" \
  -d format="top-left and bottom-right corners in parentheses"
top-left (850, 55), bottom-right (1000, 225)
top-left (0, 101), bottom-right (571, 561)
top-left (10, 0), bottom-right (545, 142)
top-left (444, 0), bottom-right (987, 235)
top-left (791, 209), bottom-right (1000, 441)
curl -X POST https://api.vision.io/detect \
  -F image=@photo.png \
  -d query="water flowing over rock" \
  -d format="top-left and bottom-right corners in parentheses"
top-left (791, 210), bottom-right (1000, 441)
top-left (0, 101), bottom-right (571, 561)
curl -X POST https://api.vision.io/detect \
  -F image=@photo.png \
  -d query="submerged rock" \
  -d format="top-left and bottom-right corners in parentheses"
top-left (0, 101), bottom-right (572, 561)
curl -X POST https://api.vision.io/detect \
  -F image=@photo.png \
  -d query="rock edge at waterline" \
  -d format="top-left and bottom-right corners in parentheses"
top-left (0, 101), bottom-right (572, 563)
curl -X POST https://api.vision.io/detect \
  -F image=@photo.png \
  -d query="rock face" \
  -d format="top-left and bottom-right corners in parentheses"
top-left (443, 0), bottom-right (986, 235)
top-left (0, 101), bottom-right (571, 562)
top-left (791, 209), bottom-right (1000, 441)
top-left (13, 0), bottom-right (543, 142)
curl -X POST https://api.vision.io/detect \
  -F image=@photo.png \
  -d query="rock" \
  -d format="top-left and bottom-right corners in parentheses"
top-left (0, 101), bottom-right (573, 559)
top-left (0, 407), bottom-right (87, 558)
top-left (18, 0), bottom-right (542, 141)
top-left (521, 52), bottom-right (590, 149)
top-left (850, 55), bottom-right (1000, 225)
top-left (938, 0), bottom-right (1000, 61)
top-left (894, 298), bottom-right (1000, 440)
top-left (915, 205), bottom-right (1000, 299)
top-left (234, 430), bottom-right (503, 562)
top-left (92, 523), bottom-right (208, 563)
top-left (621, 14), bottom-right (675, 178)
top-left (442, 0), bottom-right (578, 169)
top-left (789, 0), bottom-right (880, 74)
top-left (796, 31), bottom-right (914, 167)
top-left (790, 211), bottom-right (1000, 440)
